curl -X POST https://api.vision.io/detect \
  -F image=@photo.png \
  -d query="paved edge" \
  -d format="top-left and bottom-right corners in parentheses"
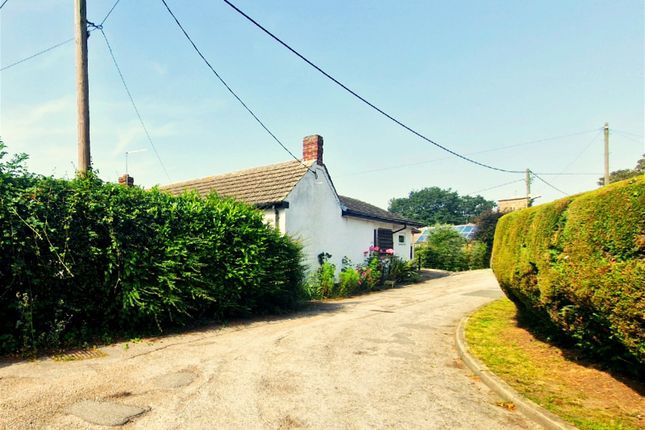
top-left (456, 309), bottom-right (577, 430)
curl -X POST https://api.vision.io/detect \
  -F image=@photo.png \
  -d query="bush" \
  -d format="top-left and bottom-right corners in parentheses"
top-left (465, 241), bottom-right (487, 270)
top-left (491, 176), bottom-right (644, 370)
top-left (416, 226), bottom-right (487, 271)
top-left (385, 256), bottom-right (421, 284)
top-left (0, 144), bottom-right (306, 354)
top-left (339, 266), bottom-right (360, 296)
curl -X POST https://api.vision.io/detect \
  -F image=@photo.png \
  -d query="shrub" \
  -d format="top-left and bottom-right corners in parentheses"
top-left (417, 226), bottom-right (468, 271)
top-left (339, 266), bottom-right (360, 296)
top-left (0, 144), bottom-right (306, 354)
top-left (465, 240), bottom-right (487, 270)
top-left (491, 176), bottom-right (644, 370)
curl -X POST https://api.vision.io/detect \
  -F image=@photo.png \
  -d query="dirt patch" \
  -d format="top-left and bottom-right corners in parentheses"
top-left (503, 318), bottom-right (644, 425)
top-left (467, 298), bottom-right (645, 430)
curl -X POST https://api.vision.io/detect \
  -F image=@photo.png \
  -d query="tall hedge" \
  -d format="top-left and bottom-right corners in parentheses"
top-left (491, 176), bottom-right (644, 367)
top-left (0, 148), bottom-right (305, 354)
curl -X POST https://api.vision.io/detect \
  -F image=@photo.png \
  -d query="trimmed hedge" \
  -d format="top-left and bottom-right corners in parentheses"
top-left (0, 150), bottom-right (305, 354)
top-left (491, 176), bottom-right (644, 368)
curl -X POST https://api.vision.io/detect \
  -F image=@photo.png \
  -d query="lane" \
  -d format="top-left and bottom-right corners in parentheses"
top-left (0, 270), bottom-right (538, 429)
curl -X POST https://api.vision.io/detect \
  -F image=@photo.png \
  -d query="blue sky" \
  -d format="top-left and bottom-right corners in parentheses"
top-left (1, 0), bottom-right (643, 209)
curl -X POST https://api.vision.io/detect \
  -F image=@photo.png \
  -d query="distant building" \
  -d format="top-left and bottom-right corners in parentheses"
top-left (497, 196), bottom-right (531, 213)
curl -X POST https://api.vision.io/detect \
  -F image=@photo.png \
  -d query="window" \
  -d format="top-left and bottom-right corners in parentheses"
top-left (375, 228), bottom-right (393, 249)
top-left (398, 234), bottom-right (405, 244)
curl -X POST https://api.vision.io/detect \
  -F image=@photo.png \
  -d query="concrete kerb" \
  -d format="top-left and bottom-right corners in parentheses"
top-left (456, 310), bottom-right (577, 430)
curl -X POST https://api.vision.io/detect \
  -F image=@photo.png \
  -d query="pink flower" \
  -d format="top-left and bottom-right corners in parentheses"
top-left (385, 248), bottom-right (395, 255)
top-left (372, 246), bottom-right (380, 252)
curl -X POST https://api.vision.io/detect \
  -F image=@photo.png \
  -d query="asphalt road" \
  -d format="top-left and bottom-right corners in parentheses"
top-left (0, 269), bottom-right (540, 429)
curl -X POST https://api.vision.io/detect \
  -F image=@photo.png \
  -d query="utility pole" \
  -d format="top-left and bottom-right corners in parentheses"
top-left (603, 122), bottom-right (610, 185)
top-left (75, 0), bottom-right (91, 176)
top-left (525, 168), bottom-right (532, 207)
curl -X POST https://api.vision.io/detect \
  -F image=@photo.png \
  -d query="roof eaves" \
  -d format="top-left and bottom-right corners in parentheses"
top-left (341, 209), bottom-right (424, 227)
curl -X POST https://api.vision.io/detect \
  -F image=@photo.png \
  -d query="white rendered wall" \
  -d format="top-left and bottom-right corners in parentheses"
top-left (262, 208), bottom-right (286, 233)
top-left (283, 164), bottom-right (415, 273)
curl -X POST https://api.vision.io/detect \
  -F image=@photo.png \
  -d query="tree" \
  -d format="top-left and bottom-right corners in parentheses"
top-left (597, 154), bottom-right (644, 186)
top-left (388, 187), bottom-right (495, 225)
top-left (473, 209), bottom-right (504, 266)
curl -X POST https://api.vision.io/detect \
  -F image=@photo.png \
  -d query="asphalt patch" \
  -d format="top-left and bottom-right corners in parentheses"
top-left (67, 400), bottom-right (147, 426)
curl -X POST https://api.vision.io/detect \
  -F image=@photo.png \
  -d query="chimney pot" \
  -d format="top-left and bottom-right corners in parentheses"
top-left (303, 134), bottom-right (323, 165)
top-left (118, 174), bottom-right (134, 187)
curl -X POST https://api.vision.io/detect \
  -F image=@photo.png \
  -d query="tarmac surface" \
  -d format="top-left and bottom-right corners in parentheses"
top-left (0, 269), bottom-right (540, 429)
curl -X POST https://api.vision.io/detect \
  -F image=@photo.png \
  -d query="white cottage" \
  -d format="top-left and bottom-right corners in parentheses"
top-left (160, 135), bottom-right (423, 272)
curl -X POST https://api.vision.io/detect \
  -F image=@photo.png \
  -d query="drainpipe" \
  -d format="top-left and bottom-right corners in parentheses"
top-left (274, 205), bottom-right (280, 231)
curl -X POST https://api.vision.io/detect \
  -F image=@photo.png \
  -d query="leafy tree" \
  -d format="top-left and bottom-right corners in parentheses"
top-left (597, 154), bottom-right (644, 185)
top-left (388, 186), bottom-right (495, 225)
top-left (473, 209), bottom-right (504, 266)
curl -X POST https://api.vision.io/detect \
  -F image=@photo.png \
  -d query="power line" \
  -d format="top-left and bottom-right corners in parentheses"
top-left (98, 28), bottom-right (172, 181)
top-left (345, 128), bottom-right (600, 177)
top-left (613, 128), bottom-right (643, 139)
top-left (100, 0), bottom-right (122, 26)
top-left (160, 0), bottom-right (314, 175)
top-left (530, 172), bottom-right (601, 176)
top-left (0, 38), bottom-right (74, 72)
top-left (0, 0), bottom-right (9, 10)
top-left (612, 130), bottom-right (644, 145)
top-left (222, 0), bottom-right (524, 174)
top-left (1, 1), bottom-right (122, 72)
top-left (531, 172), bottom-right (568, 196)
top-left (557, 130), bottom-right (602, 174)
top-left (467, 179), bottom-right (525, 196)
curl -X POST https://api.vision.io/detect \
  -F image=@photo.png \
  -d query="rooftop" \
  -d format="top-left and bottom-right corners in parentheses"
top-left (159, 160), bottom-right (312, 207)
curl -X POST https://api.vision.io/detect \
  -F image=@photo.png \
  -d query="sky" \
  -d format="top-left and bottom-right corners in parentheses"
top-left (1, 0), bottom-right (643, 209)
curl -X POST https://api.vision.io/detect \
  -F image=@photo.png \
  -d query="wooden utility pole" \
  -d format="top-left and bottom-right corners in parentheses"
top-left (525, 168), bottom-right (532, 207)
top-left (75, 0), bottom-right (91, 175)
top-left (603, 122), bottom-right (610, 185)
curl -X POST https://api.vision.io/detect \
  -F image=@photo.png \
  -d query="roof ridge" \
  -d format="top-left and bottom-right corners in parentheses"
top-left (159, 159), bottom-right (313, 190)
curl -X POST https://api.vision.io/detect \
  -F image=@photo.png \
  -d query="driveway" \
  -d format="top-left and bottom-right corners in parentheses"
top-left (0, 269), bottom-right (539, 429)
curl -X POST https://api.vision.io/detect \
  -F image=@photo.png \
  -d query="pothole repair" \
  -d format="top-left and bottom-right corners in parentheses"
top-left (67, 400), bottom-right (148, 426)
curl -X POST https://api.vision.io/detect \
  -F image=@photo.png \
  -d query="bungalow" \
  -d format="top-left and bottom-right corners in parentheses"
top-left (160, 135), bottom-right (423, 272)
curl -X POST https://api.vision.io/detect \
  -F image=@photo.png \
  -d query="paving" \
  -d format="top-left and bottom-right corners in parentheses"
top-left (0, 269), bottom-right (541, 429)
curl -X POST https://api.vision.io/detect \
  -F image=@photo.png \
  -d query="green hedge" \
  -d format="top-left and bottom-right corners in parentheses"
top-left (491, 176), bottom-right (644, 367)
top-left (0, 149), bottom-right (305, 354)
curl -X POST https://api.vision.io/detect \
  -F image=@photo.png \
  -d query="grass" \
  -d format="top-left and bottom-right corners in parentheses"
top-left (465, 298), bottom-right (644, 430)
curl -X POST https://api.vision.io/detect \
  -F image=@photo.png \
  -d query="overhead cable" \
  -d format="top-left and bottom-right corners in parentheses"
top-left (531, 172), bottom-right (568, 196)
top-left (0, 0), bottom-right (9, 10)
top-left (1, 0), bottom-right (123, 72)
top-left (223, 0), bottom-right (524, 174)
top-left (347, 128), bottom-right (601, 177)
top-left (160, 0), bottom-right (315, 175)
top-left (467, 179), bottom-right (525, 196)
top-left (1, 38), bottom-right (74, 72)
top-left (100, 0), bottom-right (123, 26)
top-left (99, 28), bottom-right (172, 181)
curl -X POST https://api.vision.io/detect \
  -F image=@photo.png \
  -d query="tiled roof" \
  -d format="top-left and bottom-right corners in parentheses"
top-left (159, 160), bottom-right (313, 207)
top-left (339, 195), bottom-right (424, 227)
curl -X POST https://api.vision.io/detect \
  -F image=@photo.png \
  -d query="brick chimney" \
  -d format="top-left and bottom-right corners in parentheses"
top-left (303, 134), bottom-right (323, 165)
top-left (118, 174), bottom-right (134, 187)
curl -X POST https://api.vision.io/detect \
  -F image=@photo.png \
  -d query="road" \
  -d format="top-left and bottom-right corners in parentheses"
top-left (0, 269), bottom-right (539, 429)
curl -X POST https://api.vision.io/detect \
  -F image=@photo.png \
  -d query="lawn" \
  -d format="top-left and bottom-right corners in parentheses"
top-left (465, 298), bottom-right (644, 430)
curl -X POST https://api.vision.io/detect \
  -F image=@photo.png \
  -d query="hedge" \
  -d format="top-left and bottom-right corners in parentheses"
top-left (0, 147), bottom-right (306, 354)
top-left (491, 176), bottom-right (644, 368)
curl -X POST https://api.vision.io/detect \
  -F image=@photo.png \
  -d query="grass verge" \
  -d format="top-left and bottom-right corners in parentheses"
top-left (465, 298), bottom-right (644, 430)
